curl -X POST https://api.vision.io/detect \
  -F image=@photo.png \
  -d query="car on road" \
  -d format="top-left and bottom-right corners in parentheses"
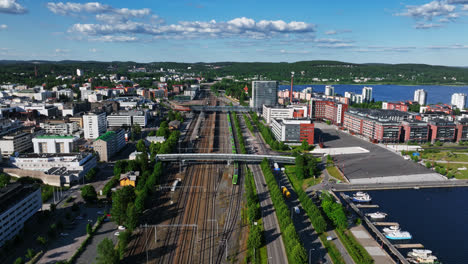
top-left (293, 206), bottom-right (300, 214)
top-left (75, 216), bottom-right (83, 220)
top-left (114, 232), bottom-right (120, 236)
top-left (97, 211), bottom-right (104, 215)
top-left (60, 233), bottom-right (69, 236)
top-left (326, 236), bottom-right (333, 241)
top-left (118, 226), bottom-right (126, 230)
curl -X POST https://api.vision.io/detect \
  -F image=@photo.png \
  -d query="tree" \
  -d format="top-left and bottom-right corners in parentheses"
top-left (14, 257), bottom-right (24, 264)
top-left (81, 185), bottom-right (97, 203)
top-left (118, 230), bottom-right (131, 259)
top-left (110, 186), bottom-right (136, 225)
top-left (301, 139), bottom-right (310, 151)
top-left (87, 223), bottom-right (93, 235)
top-left (247, 225), bottom-right (262, 250)
top-left (292, 243), bottom-right (308, 264)
top-left (36, 236), bottom-right (47, 246)
top-left (85, 168), bottom-right (97, 182)
top-left (132, 123), bottom-right (142, 140)
top-left (25, 248), bottom-right (35, 260)
top-left (136, 139), bottom-right (146, 152)
top-left (96, 238), bottom-right (119, 264)
top-left (126, 202), bottom-right (138, 230)
top-left (0, 173), bottom-right (11, 187)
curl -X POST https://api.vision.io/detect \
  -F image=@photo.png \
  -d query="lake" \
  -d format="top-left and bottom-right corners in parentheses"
top-left (279, 84), bottom-right (468, 105)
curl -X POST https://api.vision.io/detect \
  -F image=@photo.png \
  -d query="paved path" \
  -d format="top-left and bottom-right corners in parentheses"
top-left (250, 164), bottom-right (288, 264)
top-left (76, 221), bottom-right (118, 264)
top-left (326, 230), bottom-right (355, 264)
top-left (349, 225), bottom-right (395, 264)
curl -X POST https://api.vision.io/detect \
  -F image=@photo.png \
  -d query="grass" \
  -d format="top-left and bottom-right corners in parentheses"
top-left (432, 163), bottom-right (468, 179)
top-left (285, 165), bottom-right (322, 191)
top-left (319, 233), bottom-right (346, 264)
top-left (326, 166), bottom-right (346, 182)
top-left (422, 151), bottom-right (468, 162)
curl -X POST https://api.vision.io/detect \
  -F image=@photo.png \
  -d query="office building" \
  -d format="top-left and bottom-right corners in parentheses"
top-left (401, 120), bottom-right (429, 143)
top-left (414, 89), bottom-right (427, 105)
top-left (93, 130), bottom-right (126, 162)
top-left (262, 105), bottom-right (308, 124)
top-left (0, 132), bottom-right (32, 156)
top-left (271, 118), bottom-right (314, 144)
top-left (39, 122), bottom-right (79, 135)
top-left (32, 135), bottom-right (78, 154)
top-left (324, 85), bottom-right (335, 96)
top-left (362, 86), bottom-right (373, 102)
top-left (83, 112), bottom-right (107, 139)
top-left (107, 110), bottom-right (149, 128)
top-left (250, 81), bottom-right (278, 111)
top-left (0, 183), bottom-right (42, 247)
top-left (451, 93), bottom-right (466, 109)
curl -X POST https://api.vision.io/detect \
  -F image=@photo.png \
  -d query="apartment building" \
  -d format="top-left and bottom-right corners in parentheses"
top-left (93, 130), bottom-right (126, 162)
top-left (428, 119), bottom-right (456, 143)
top-left (39, 122), bottom-right (79, 135)
top-left (401, 120), bottom-right (429, 143)
top-left (107, 110), bottom-right (149, 128)
top-left (0, 132), bottom-right (32, 155)
top-left (83, 112), bottom-right (107, 139)
top-left (32, 135), bottom-right (78, 154)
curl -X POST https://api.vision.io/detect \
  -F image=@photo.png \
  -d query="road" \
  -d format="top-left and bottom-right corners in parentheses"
top-left (75, 220), bottom-right (118, 264)
top-left (249, 164), bottom-right (288, 264)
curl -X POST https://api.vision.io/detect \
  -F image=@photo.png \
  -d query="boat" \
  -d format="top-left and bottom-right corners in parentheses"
top-left (408, 249), bottom-right (433, 258)
top-left (366, 212), bottom-right (387, 219)
top-left (385, 230), bottom-right (412, 240)
top-left (382, 225), bottom-right (400, 233)
top-left (352, 192), bottom-right (372, 202)
top-left (407, 249), bottom-right (441, 263)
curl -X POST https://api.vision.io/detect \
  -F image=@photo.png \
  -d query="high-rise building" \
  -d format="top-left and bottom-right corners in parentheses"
top-left (451, 93), bottom-right (467, 109)
top-left (83, 112), bottom-right (107, 139)
top-left (413, 89), bottom-right (427, 105)
top-left (250, 81), bottom-right (278, 111)
top-left (362, 86), bottom-right (373, 102)
top-left (324, 85), bottom-right (335, 96)
top-left (76, 69), bottom-right (83, 76)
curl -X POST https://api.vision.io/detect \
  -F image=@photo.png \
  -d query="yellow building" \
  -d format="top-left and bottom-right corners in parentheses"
top-left (119, 171), bottom-right (139, 187)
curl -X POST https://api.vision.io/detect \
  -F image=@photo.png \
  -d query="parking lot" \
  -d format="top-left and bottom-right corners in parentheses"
top-left (314, 123), bottom-right (438, 181)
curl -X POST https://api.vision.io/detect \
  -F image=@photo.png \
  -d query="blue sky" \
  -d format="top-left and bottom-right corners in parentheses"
top-left (1, 0), bottom-right (468, 65)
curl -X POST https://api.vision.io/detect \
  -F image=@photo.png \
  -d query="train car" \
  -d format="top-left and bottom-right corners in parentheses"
top-left (232, 163), bottom-right (239, 185)
top-left (281, 186), bottom-right (291, 199)
top-left (274, 162), bottom-right (280, 171)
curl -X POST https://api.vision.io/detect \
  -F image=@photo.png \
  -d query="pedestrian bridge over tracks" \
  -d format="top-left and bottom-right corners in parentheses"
top-left (155, 153), bottom-right (296, 164)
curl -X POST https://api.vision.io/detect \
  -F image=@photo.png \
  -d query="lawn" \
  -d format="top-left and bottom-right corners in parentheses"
top-left (285, 165), bottom-right (322, 191)
top-left (432, 163), bottom-right (468, 179)
top-left (422, 151), bottom-right (468, 162)
top-left (326, 166), bottom-right (346, 182)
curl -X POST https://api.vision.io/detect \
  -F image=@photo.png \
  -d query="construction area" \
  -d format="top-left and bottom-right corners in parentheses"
top-left (123, 91), bottom-right (246, 264)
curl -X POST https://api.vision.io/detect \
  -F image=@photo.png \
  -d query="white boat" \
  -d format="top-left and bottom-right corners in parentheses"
top-left (366, 212), bottom-right (387, 219)
top-left (385, 230), bottom-right (412, 240)
top-left (382, 225), bottom-right (400, 233)
top-left (407, 255), bottom-right (439, 264)
top-left (408, 249), bottom-right (433, 258)
top-left (352, 192), bottom-right (372, 202)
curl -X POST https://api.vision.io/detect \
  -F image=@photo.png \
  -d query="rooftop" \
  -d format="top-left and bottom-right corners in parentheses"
top-left (35, 135), bottom-right (75, 139)
top-left (0, 183), bottom-right (40, 214)
top-left (95, 131), bottom-right (115, 142)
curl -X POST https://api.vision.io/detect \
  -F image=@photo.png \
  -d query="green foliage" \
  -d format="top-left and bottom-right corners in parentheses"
top-left (321, 194), bottom-right (348, 230)
top-left (85, 168), bottom-right (98, 182)
top-left (247, 224), bottom-right (262, 250)
top-left (295, 155), bottom-right (320, 181)
top-left (36, 236), bottom-right (47, 246)
top-left (435, 140), bottom-right (443, 146)
top-left (81, 185), bottom-right (97, 203)
top-left (231, 112), bottom-right (247, 154)
top-left (336, 229), bottom-right (374, 264)
top-left (25, 248), bottom-right (35, 260)
top-left (126, 203), bottom-right (139, 231)
top-left (14, 257), bottom-right (24, 264)
top-left (243, 114), bottom-right (254, 132)
top-left (136, 139), bottom-right (146, 152)
top-left (350, 101), bottom-right (382, 109)
top-left (110, 186), bottom-right (136, 225)
top-left (118, 230), bottom-right (131, 260)
top-left (96, 238), bottom-right (119, 264)
top-left (320, 234), bottom-right (346, 264)
top-left (86, 223), bottom-right (92, 235)
top-left (211, 78), bottom-right (250, 102)
top-left (0, 173), bottom-right (11, 187)
top-left (260, 159), bottom-right (307, 264)
top-left (132, 123), bottom-right (142, 140)
top-left (409, 103), bottom-right (421, 112)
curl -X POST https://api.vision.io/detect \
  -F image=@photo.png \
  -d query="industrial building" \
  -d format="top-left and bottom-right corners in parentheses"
top-left (271, 118), bottom-right (314, 144)
top-left (250, 81), bottom-right (278, 111)
top-left (0, 183), bottom-right (42, 247)
top-left (93, 130), bottom-right (126, 162)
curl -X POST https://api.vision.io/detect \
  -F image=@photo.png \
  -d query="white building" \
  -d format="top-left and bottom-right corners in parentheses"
top-left (362, 86), bottom-right (373, 102)
top-left (262, 105), bottom-right (293, 124)
top-left (344, 92), bottom-right (363, 104)
top-left (146, 136), bottom-right (165, 144)
top-left (451, 93), bottom-right (466, 109)
top-left (32, 135), bottom-right (78, 154)
top-left (83, 112), bottom-right (107, 139)
top-left (0, 183), bottom-right (42, 247)
top-left (39, 122), bottom-right (79, 135)
top-left (271, 118), bottom-right (314, 143)
top-left (0, 132), bottom-right (32, 156)
top-left (76, 69), bottom-right (83, 76)
top-left (57, 89), bottom-right (74, 99)
top-left (414, 89), bottom-right (427, 105)
top-left (107, 110), bottom-right (149, 128)
top-left (324, 85), bottom-right (335, 96)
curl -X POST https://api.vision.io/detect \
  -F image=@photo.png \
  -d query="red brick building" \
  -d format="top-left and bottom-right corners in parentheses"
top-left (428, 119), bottom-right (456, 143)
top-left (456, 119), bottom-right (468, 142)
top-left (299, 123), bottom-right (315, 144)
top-left (310, 99), bottom-right (348, 125)
top-left (382, 101), bottom-right (409, 112)
top-left (401, 120), bottom-right (429, 143)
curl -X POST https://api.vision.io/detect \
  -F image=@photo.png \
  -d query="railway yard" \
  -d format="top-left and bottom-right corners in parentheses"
top-left (124, 92), bottom-right (245, 264)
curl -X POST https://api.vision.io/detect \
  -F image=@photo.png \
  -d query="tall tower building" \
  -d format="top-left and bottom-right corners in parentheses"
top-left (413, 89), bottom-right (427, 105)
top-left (83, 112), bottom-right (107, 139)
top-left (324, 85), bottom-right (335, 96)
top-left (250, 81), bottom-right (278, 112)
top-left (362, 86), bottom-right (373, 102)
top-left (451, 93), bottom-right (467, 109)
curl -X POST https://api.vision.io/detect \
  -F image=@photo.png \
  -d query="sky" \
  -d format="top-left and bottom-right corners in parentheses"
top-left (1, 0), bottom-right (468, 66)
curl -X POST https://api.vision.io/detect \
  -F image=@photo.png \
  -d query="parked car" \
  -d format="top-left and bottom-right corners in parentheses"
top-left (60, 233), bottom-right (69, 236)
top-left (114, 232), bottom-right (120, 236)
top-left (293, 206), bottom-right (300, 214)
top-left (118, 226), bottom-right (126, 230)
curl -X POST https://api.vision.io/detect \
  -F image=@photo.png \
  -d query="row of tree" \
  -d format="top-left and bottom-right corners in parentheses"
top-left (321, 192), bottom-right (374, 264)
top-left (243, 114), bottom-right (255, 132)
top-left (250, 113), bottom-right (288, 151)
top-left (260, 159), bottom-right (308, 264)
top-left (245, 169), bottom-right (264, 263)
top-left (295, 155), bottom-right (320, 181)
top-left (231, 112), bottom-right (247, 154)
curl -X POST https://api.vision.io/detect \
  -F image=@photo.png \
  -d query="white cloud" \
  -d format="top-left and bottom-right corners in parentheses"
top-left (54, 48), bottom-right (70, 54)
top-left (324, 29), bottom-right (351, 35)
top-left (279, 49), bottom-right (311, 54)
top-left (89, 48), bottom-right (98, 52)
top-left (46, 2), bottom-right (150, 17)
top-left (398, 1), bottom-right (456, 20)
top-left (89, 35), bottom-right (138, 42)
top-left (463, 4), bottom-right (468, 10)
top-left (315, 38), bottom-right (353, 44)
top-left (448, 0), bottom-right (468, 4)
top-left (427, 44), bottom-right (468, 49)
top-left (0, 0), bottom-right (27, 14)
top-left (316, 43), bottom-right (354, 48)
top-left (0, 24), bottom-right (7, 30)
top-left (414, 22), bottom-right (443, 29)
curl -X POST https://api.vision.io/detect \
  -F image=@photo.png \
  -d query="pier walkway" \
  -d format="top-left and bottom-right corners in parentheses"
top-left (349, 225), bottom-right (395, 264)
top-left (331, 179), bottom-right (468, 191)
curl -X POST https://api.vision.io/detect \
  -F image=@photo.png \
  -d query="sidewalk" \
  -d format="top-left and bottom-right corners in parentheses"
top-left (349, 225), bottom-right (395, 264)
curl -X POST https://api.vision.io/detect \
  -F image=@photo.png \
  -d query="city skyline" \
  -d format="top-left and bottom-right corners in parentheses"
top-left (1, 0), bottom-right (468, 66)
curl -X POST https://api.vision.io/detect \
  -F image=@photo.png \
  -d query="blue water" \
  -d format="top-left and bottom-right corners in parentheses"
top-left (348, 188), bottom-right (468, 264)
top-left (279, 84), bottom-right (468, 105)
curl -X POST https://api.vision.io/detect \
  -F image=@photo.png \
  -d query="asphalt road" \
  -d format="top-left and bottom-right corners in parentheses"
top-left (75, 220), bottom-right (118, 264)
top-left (250, 164), bottom-right (288, 264)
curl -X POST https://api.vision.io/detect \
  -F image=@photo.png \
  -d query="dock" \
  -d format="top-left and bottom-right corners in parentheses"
top-left (395, 244), bottom-right (424, 249)
top-left (373, 222), bottom-right (399, 226)
top-left (340, 193), bottom-right (410, 264)
top-left (356, 204), bottom-right (379, 208)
